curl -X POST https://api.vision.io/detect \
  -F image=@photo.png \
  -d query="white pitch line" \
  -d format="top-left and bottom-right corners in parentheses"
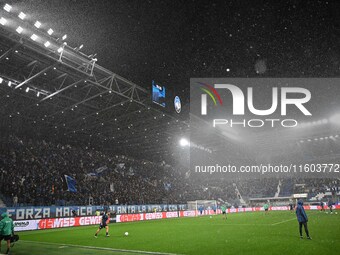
top-left (21, 240), bottom-right (182, 255)
top-left (271, 218), bottom-right (296, 226)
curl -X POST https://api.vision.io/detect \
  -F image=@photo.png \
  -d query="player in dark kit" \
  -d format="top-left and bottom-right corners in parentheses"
top-left (328, 199), bottom-right (333, 214)
top-left (289, 203), bottom-right (294, 212)
top-left (94, 211), bottom-right (110, 238)
top-left (320, 201), bottom-right (324, 212)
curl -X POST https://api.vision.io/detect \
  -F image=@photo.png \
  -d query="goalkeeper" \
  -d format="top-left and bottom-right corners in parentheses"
top-left (221, 205), bottom-right (227, 220)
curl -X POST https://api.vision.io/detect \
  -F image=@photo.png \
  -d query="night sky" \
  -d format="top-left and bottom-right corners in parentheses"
top-left (9, 0), bottom-right (340, 102)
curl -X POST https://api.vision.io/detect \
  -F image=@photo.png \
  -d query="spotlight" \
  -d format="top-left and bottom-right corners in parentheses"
top-left (16, 26), bottom-right (23, 34)
top-left (62, 34), bottom-right (67, 40)
top-left (79, 44), bottom-right (83, 50)
top-left (8, 81), bottom-right (11, 87)
top-left (30, 34), bottom-right (38, 41)
top-left (0, 77), bottom-right (3, 83)
top-left (179, 138), bottom-right (189, 147)
top-left (25, 87), bottom-right (29, 93)
top-left (44, 41), bottom-right (50, 47)
top-left (34, 21), bottom-right (41, 28)
top-left (18, 12), bottom-right (26, 20)
top-left (37, 92), bottom-right (40, 97)
top-left (3, 4), bottom-right (12, 12)
top-left (0, 17), bottom-right (7, 25)
top-left (47, 28), bottom-right (53, 35)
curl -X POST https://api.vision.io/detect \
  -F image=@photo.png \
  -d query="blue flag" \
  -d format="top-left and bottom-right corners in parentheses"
top-left (64, 175), bottom-right (77, 192)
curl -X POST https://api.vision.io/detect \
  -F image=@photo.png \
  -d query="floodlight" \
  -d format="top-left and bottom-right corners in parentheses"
top-left (8, 81), bottom-right (11, 87)
top-left (0, 17), bottom-right (7, 25)
top-left (18, 12), bottom-right (26, 20)
top-left (25, 87), bottom-right (29, 93)
top-left (62, 34), bottom-right (67, 40)
top-left (57, 47), bottom-right (63, 53)
top-left (16, 26), bottom-right (23, 34)
top-left (47, 28), bottom-right (53, 35)
top-left (4, 4), bottom-right (12, 12)
top-left (0, 77), bottom-right (3, 83)
top-left (30, 34), bottom-right (38, 41)
top-left (179, 138), bottom-right (189, 147)
top-left (44, 41), bottom-right (50, 47)
top-left (34, 21), bottom-right (41, 28)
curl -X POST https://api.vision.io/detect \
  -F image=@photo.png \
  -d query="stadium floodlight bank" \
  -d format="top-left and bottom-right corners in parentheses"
top-left (187, 200), bottom-right (217, 216)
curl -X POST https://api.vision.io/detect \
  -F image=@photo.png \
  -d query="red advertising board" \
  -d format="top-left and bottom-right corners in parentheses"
top-left (37, 216), bottom-right (101, 229)
top-left (116, 211), bottom-right (178, 223)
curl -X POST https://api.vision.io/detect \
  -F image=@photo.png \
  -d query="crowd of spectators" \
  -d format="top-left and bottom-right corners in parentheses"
top-left (292, 178), bottom-right (340, 195)
top-left (0, 136), bottom-right (184, 206)
top-left (0, 136), bottom-right (338, 207)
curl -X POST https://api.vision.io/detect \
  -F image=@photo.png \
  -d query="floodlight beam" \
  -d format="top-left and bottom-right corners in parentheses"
top-left (330, 114), bottom-right (340, 125)
top-left (179, 138), bottom-right (189, 147)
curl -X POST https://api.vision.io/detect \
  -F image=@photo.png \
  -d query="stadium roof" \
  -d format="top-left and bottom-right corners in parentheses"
top-left (1, 1), bottom-right (339, 164)
top-left (0, 9), bottom-right (192, 162)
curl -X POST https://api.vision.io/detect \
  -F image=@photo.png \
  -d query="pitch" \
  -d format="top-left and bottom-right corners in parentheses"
top-left (12, 211), bottom-right (340, 255)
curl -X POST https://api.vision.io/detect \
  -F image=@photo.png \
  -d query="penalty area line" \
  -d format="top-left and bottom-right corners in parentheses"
top-left (21, 240), bottom-right (182, 255)
top-left (271, 218), bottom-right (296, 226)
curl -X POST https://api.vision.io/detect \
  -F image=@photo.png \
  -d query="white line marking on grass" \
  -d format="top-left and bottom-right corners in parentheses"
top-left (171, 223), bottom-right (269, 226)
top-left (271, 218), bottom-right (296, 226)
top-left (21, 240), bottom-right (182, 255)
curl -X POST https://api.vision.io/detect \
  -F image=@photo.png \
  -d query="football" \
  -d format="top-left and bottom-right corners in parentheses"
top-left (125, 232), bottom-right (129, 236)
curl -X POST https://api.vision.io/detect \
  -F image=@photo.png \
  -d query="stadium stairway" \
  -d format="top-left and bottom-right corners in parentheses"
top-left (0, 197), bottom-right (6, 207)
top-left (280, 179), bottom-right (294, 197)
top-left (233, 184), bottom-right (246, 205)
top-left (274, 180), bottom-right (282, 198)
top-left (310, 192), bottom-right (325, 201)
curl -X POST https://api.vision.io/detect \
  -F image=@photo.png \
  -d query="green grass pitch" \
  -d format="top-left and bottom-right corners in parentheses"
top-left (7, 210), bottom-right (340, 255)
